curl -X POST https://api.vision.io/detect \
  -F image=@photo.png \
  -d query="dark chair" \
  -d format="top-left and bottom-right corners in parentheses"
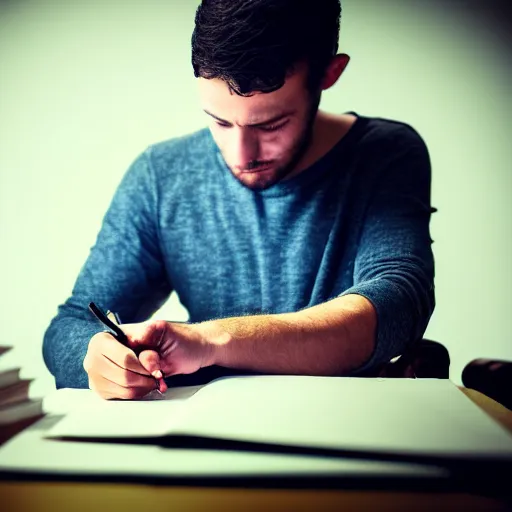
top-left (366, 339), bottom-right (451, 379)
top-left (373, 341), bottom-right (512, 412)
top-left (462, 358), bottom-right (512, 410)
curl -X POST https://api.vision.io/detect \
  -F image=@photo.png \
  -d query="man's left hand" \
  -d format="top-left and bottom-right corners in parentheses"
top-left (120, 320), bottom-right (217, 392)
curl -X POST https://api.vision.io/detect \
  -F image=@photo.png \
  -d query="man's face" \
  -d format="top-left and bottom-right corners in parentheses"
top-left (198, 68), bottom-right (319, 190)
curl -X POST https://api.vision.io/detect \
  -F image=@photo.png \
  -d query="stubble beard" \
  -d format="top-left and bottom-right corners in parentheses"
top-left (233, 92), bottom-right (321, 191)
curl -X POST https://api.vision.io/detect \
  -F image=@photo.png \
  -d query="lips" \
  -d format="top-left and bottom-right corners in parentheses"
top-left (241, 166), bottom-right (272, 174)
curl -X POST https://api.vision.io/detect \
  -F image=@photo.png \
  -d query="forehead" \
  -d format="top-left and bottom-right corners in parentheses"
top-left (197, 68), bottom-right (308, 122)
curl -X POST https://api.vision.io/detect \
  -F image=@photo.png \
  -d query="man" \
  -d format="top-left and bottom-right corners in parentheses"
top-left (43, 0), bottom-right (435, 399)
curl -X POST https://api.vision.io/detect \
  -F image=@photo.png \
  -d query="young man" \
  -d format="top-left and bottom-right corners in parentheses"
top-left (43, 0), bottom-right (435, 399)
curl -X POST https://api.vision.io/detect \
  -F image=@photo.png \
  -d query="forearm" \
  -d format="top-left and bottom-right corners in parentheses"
top-left (43, 314), bottom-right (102, 389)
top-left (202, 294), bottom-right (377, 376)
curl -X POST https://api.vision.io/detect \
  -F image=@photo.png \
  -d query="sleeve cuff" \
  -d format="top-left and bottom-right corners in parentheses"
top-left (339, 278), bottom-right (415, 375)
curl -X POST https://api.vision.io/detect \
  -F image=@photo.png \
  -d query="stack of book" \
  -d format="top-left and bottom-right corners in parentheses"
top-left (0, 346), bottom-right (44, 443)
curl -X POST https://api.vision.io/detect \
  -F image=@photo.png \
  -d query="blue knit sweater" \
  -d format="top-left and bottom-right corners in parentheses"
top-left (43, 113), bottom-right (435, 389)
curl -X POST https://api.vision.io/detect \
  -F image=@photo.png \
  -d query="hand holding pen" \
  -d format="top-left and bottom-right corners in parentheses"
top-left (84, 302), bottom-right (167, 400)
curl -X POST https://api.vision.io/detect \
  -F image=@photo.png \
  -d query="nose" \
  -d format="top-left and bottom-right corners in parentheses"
top-left (231, 128), bottom-right (260, 171)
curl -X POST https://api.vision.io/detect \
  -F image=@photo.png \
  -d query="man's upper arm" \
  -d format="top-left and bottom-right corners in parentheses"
top-left (42, 148), bottom-right (173, 387)
top-left (341, 126), bottom-right (436, 373)
top-left (72, 148), bottom-right (172, 320)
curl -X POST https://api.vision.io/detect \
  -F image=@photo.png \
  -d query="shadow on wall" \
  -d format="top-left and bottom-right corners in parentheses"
top-left (429, 0), bottom-right (512, 55)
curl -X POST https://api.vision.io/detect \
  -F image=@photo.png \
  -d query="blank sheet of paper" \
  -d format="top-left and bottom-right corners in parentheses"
top-left (45, 376), bottom-right (512, 461)
top-left (173, 376), bottom-right (512, 458)
top-left (46, 385), bottom-right (204, 438)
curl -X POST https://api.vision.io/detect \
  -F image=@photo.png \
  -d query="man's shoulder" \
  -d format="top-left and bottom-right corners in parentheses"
top-left (148, 128), bottom-right (213, 160)
top-left (145, 127), bottom-right (214, 173)
top-left (355, 113), bottom-right (428, 154)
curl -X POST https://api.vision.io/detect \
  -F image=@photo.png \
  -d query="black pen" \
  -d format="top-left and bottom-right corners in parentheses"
top-left (88, 302), bottom-right (129, 345)
top-left (88, 301), bottom-right (164, 392)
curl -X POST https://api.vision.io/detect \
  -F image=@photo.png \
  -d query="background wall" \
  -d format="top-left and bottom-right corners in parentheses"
top-left (1, 0), bottom-right (510, 394)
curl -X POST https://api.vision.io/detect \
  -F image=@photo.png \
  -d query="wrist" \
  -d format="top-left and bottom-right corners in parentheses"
top-left (197, 319), bottom-right (232, 367)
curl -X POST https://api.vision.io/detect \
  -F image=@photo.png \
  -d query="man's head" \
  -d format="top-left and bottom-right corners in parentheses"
top-left (192, 0), bottom-right (348, 190)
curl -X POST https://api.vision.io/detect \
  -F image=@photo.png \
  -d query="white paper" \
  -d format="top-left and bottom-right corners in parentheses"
top-left (174, 376), bottom-right (512, 458)
top-left (46, 385), bottom-right (204, 438)
top-left (0, 416), bottom-right (447, 479)
top-left (45, 376), bottom-right (512, 460)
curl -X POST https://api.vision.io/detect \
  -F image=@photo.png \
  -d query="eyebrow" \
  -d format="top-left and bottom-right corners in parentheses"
top-left (203, 109), bottom-right (295, 128)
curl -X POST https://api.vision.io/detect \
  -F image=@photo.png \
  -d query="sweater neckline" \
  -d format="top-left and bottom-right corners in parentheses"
top-left (214, 111), bottom-right (367, 198)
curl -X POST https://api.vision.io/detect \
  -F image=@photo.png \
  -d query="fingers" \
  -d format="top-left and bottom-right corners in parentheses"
top-left (89, 375), bottom-right (157, 400)
top-left (122, 320), bottom-right (174, 394)
top-left (139, 349), bottom-right (168, 394)
top-left (97, 333), bottom-right (151, 376)
top-left (92, 351), bottom-right (156, 388)
top-left (157, 377), bottom-right (168, 394)
top-left (123, 320), bottom-right (170, 352)
top-left (138, 349), bottom-right (161, 377)
top-left (84, 332), bottom-right (158, 400)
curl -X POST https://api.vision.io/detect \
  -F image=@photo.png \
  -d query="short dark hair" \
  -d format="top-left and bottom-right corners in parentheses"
top-left (191, 0), bottom-right (341, 96)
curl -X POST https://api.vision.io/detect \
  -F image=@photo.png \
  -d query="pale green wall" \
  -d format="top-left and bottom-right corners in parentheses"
top-left (1, 0), bottom-right (510, 393)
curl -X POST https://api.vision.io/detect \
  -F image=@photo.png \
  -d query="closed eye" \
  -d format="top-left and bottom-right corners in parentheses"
top-left (257, 122), bottom-right (288, 132)
top-left (215, 121), bottom-right (288, 132)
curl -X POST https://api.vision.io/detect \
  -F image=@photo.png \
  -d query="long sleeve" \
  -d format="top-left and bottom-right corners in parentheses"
top-left (42, 149), bottom-right (172, 388)
top-left (341, 127), bottom-right (436, 373)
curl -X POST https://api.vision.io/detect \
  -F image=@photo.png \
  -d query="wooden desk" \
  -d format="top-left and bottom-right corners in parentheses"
top-left (0, 388), bottom-right (510, 512)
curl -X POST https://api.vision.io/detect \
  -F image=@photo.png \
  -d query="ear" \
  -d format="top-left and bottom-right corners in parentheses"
top-left (320, 54), bottom-right (350, 91)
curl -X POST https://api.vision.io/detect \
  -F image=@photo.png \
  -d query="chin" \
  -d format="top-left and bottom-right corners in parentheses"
top-left (235, 172), bottom-right (278, 191)
top-left (232, 162), bottom-right (295, 191)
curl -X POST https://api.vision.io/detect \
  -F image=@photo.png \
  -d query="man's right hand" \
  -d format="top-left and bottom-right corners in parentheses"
top-left (83, 331), bottom-right (159, 400)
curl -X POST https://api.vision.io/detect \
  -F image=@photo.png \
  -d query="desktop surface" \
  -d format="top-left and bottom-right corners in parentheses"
top-left (0, 386), bottom-right (511, 511)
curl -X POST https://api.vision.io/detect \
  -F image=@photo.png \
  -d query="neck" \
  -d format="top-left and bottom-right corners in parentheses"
top-left (284, 110), bottom-right (357, 181)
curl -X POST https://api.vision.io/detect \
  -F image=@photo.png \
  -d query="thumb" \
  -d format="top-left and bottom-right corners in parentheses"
top-left (138, 349), bottom-right (162, 379)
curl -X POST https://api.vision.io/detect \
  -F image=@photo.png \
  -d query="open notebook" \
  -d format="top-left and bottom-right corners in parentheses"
top-left (45, 376), bottom-right (512, 466)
